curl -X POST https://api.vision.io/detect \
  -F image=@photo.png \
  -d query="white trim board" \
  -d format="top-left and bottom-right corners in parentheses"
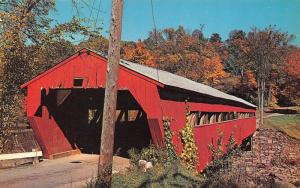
top-left (0, 151), bottom-right (42, 160)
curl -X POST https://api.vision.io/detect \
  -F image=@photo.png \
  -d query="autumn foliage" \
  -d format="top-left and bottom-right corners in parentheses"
top-left (202, 55), bottom-right (226, 84)
top-left (278, 48), bottom-right (300, 105)
top-left (285, 48), bottom-right (300, 80)
top-left (122, 41), bottom-right (156, 67)
top-left (142, 27), bottom-right (227, 85)
top-left (78, 26), bottom-right (299, 107)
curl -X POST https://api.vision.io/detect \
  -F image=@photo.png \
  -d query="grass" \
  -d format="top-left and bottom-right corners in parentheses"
top-left (85, 163), bottom-right (205, 188)
top-left (262, 114), bottom-right (300, 140)
top-left (112, 163), bottom-right (204, 188)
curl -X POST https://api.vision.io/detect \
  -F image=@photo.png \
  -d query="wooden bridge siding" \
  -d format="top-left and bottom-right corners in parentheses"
top-left (24, 51), bottom-right (164, 157)
top-left (160, 99), bottom-right (256, 171)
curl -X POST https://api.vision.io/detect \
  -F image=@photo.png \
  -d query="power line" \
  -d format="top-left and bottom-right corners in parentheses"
top-left (94, 0), bottom-right (103, 30)
top-left (150, 0), bottom-right (157, 31)
top-left (71, 0), bottom-right (93, 44)
top-left (71, 0), bottom-right (80, 18)
top-left (82, 0), bottom-right (106, 13)
top-left (87, 0), bottom-right (96, 26)
top-left (150, 0), bottom-right (160, 48)
top-left (149, 0), bottom-right (164, 120)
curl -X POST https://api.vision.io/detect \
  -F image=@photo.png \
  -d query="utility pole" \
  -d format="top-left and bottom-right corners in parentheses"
top-left (98, 0), bottom-right (123, 186)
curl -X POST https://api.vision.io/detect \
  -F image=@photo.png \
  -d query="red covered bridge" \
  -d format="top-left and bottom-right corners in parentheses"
top-left (21, 48), bottom-right (256, 171)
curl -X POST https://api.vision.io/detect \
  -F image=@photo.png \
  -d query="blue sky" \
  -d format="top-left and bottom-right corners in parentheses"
top-left (53, 0), bottom-right (300, 45)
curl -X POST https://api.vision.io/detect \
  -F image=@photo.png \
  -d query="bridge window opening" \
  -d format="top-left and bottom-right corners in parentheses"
top-left (191, 111), bottom-right (255, 127)
top-left (217, 113), bottom-right (222, 122)
top-left (88, 109), bottom-right (97, 124)
top-left (234, 112), bottom-right (238, 119)
top-left (196, 112), bottom-right (201, 125)
top-left (209, 113), bottom-right (216, 124)
top-left (223, 113), bottom-right (229, 121)
top-left (73, 78), bottom-right (84, 87)
top-left (203, 113), bottom-right (210, 125)
top-left (116, 110), bottom-right (141, 123)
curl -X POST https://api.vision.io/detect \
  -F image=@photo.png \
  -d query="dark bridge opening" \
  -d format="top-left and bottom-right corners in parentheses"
top-left (44, 88), bottom-right (152, 157)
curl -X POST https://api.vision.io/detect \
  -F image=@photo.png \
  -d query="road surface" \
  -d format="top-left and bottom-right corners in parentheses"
top-left (0, 154), bottom-right (130, 188)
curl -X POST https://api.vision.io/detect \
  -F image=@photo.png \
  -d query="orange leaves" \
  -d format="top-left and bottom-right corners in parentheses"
top-left (202, 55), bottom-right (226, 84)
top-left (184, 52), bottom-right (199, 63)
top-left (160, 54), bottom-right (181, 65)
top-left (285, 48), bottom-right (300, 80)
top-left (232, 38), bottom-right (250, 55)
top-left (280, 48), bottom-right (300, 105)
top-left (125, 27), bottom-right (229, 86)
top-left (122, 41), bottom-right (156, 67)
top-left (245, 70), bottom-right (257, 87)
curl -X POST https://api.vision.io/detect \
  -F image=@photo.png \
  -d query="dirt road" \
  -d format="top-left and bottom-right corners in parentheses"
top-left (0, 154), bottom-right (130, 188)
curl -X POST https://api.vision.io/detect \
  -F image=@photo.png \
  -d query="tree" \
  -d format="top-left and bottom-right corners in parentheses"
top-left (278, 47), bottom-right (300, 105)
top-left (209, 33), bottom-right (222, 43)
top-left (122, 41), bottom-right (156, 67)
top-left (201, 55), bottom-right (226, 84)
top-left (222, 30), bottom-right (257, 101)
top-left (224, 30), bottom-right (248, 77)
top-left (191, 25), bottom-right (206, 42)
top-left (77, 35), bottom-right (109, 53)
top-left (0, 0), bottom-right (56, 152)
top-left (0, 0), bottom-right (92, 153)
top-left (143, 29), bottom-right (164, 51)
top-left (143, 26), bottom-right (226, 86)
top-left (285, 48), bottom-right (300, 80)
top-left (247, 27), bottom-right (292, 124)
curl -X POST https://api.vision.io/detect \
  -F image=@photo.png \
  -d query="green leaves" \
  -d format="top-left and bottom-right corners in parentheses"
top-left (205, 128), bottom-right (238, 175)
top-left (179, 107), bottom-right (198, 171)
top-left (162, 117), bottom-right (178, 163)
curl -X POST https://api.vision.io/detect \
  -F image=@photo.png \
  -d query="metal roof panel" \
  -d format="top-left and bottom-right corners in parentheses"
top-left (118, 59), bottom-right (256, 108)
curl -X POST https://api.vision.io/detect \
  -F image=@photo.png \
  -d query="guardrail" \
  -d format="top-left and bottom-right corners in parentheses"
top-left (0, 150), bottom-right (42, 161)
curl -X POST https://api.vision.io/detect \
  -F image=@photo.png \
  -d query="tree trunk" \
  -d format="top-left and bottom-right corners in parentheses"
top-left (259, 78), bottom-right (265, 125)
top-left (98, 0), bottom-right (123, 186)
top-left (257, 79), bottom-right (261, 111)
top-left (267, 85), bottom-right (272, 106)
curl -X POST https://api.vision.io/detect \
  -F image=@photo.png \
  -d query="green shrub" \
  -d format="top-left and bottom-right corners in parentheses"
top-left (162, 117), bottom-right (178, 163)
top-left (112, 162), bottom-right (205, 188)
top-left (180, 106), bottom-right (199, 171)
top-left (128, 145), bottom-right (169, 166)
top-left (208, 127), bottom-right (224, 162)
top-left (205, 128), bottom-right (239, 176)
top-left (140, 145), bottom-right (169, 165)
top-left (127, 148), bottom-right (140, 166)
top-left (226, 131), bottom-right (238, 155)
top-left (127, 117), bottom-right (178, 167)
